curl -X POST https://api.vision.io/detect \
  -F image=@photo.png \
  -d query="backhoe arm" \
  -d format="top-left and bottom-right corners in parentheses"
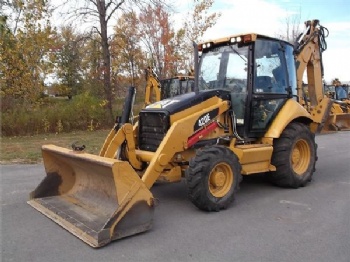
top-left (144, 67), bottom-right (161, 107)
top-left (294, 19), bottom-right (328, 107)
top-left (294, 19), bottom-right (333, 131)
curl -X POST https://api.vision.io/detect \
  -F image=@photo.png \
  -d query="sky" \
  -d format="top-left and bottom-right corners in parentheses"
top-left (45, 0), bottom-right (350, 83)
top-left (174, 0), bottom-right (350, 83)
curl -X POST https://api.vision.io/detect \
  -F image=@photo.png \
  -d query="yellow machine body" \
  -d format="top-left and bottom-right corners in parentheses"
top-left (29, 19), bottom-right (335, 248)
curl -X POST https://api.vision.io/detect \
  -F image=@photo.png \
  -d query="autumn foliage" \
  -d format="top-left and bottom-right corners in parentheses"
top-left (1, 0), bottom-right (219, 136)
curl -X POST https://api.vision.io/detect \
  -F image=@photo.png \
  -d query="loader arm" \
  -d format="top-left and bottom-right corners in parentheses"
top-left (99, 95), bottom-right (230, 189)
top-left (100, 123), bottom-right (143, 170)
top-left (100, 93), bottom-right (231, 189)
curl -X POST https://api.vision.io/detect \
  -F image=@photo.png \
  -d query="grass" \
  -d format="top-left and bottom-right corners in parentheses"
top-left (0, 129), bottom-right (111, 164)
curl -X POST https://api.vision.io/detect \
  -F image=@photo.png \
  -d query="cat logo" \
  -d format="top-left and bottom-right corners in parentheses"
top-left (146, 99), bottom-right (179, 109)
top-left (147, 103), bottom-right (162, 109)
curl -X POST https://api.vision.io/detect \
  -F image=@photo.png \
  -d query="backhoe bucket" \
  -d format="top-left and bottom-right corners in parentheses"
top-left (28, 145), bottom-right (154, 248)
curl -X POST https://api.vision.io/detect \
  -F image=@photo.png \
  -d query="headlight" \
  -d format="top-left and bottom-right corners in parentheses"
top-left (230, 36), bottom-right (242, 44)
top-left (204, 42), bottom-right (211, 48)
top-left (202, 42), bottom-right (213, 49)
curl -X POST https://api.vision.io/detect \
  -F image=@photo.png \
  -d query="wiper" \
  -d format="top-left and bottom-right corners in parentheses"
top-left (229, 46), bottom-right (247, 63)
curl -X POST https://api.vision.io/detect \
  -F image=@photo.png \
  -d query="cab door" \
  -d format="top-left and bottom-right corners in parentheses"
top-left (246, 38), bottom-right (296, 137)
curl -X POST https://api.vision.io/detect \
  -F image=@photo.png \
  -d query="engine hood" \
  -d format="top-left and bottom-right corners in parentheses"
top-left (142, 89), bottom-right (231, 115)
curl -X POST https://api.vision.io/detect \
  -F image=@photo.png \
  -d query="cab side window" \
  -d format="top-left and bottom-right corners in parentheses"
top-left (254, 40), bottom-right (288, 94)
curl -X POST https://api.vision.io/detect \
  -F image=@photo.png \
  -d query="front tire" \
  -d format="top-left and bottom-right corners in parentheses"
top-left (185, 146), bottom-right (242, 211)
top-left (267, 122), bottom-right (317, 188)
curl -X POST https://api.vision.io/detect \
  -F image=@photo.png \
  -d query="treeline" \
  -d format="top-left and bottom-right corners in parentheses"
top-left (0, 0), bottom-right (219, 136)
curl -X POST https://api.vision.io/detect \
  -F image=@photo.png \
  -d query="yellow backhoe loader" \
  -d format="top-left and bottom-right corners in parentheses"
top-left (144, 66), bottom-right (194, 107)
top-left (323, 79), bottom-right (350, 131)
top-left (29, 19), bottom-right (333, 248)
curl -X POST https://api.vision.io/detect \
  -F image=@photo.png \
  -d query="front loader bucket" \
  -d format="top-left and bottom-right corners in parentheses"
top-left (323, 113), bottom-right (350, 132)
top-left (28, 145), bottom-right (154, 248)
top-left (333, 113), bottom-right (350, 130)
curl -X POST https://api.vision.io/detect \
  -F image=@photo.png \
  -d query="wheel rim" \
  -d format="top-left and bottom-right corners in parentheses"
top-left (291, 139), bottom-right (311, 175)
top-left (208, 162), bottom-right (234, 198)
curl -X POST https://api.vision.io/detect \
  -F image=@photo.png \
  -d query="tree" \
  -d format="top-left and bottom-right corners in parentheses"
top-left (63, 0), bottom-right (166, 120)
top-left (54, 26), bottom-right (85, 98)
top-left (79, 32), bottom-right (106, 98)
top-left (111, 11), bottom-right (145, 90)
top-left (139, 4), bottom-right (176, 79)
top-left (276, 10), bottom-right (302, 43)
top-left (0, 0), bottom-right (55, 110)
top-left (174, 0), bottom-right (221, 71)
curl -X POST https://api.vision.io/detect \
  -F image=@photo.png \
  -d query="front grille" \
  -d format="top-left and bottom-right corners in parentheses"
top-left (139, 111), bottom-right (170, 152)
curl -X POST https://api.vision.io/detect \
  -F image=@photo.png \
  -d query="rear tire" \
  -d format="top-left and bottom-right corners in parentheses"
top-left (267, 122), bottom-right (317, 188)
top-left (185, 146), bottom-right (242, 211)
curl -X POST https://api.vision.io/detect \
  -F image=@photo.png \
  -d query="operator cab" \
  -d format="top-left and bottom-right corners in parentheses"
top-left (198, 34), bottom-right (297, 139)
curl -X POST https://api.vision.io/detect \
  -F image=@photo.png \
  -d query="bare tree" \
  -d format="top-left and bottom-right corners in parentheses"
top-left (276, 9), bottom-right (302, 43)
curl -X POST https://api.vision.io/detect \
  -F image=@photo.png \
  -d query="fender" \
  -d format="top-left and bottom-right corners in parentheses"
top-left (264, 99), bottom-right (313, 138)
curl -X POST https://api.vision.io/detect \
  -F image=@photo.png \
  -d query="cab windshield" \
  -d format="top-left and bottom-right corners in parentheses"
top-left (198, 45), bottom-right (249, 93)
